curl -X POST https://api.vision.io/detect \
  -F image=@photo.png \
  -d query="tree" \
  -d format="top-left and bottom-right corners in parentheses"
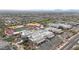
top-left (0, 19), bottom-right (6, 37)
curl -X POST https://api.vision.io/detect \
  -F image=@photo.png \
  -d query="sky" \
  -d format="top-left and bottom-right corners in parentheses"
top-left (0, 0), bottom-right (79, 10)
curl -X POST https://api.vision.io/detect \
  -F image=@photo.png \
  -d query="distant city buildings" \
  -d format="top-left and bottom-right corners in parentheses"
top-left (0, 12), bottom-right (79, 50)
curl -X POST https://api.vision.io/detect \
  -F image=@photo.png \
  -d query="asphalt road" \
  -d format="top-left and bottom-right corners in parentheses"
top-left (58, 32), bottom-right (79, 50)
